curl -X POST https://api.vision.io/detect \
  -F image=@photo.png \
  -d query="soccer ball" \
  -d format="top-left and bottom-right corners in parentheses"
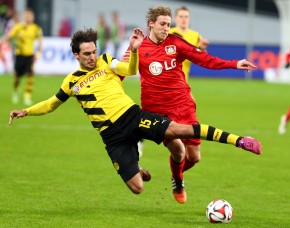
top-left (206, 199), bottom-right (234, 223)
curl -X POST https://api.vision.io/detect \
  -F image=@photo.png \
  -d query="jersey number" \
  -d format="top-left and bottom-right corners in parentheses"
top-left (139, 119), bottom-right (151, 129)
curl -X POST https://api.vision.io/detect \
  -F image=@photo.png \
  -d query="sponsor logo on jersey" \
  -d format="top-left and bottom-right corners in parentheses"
top-left (149, 61), bottom-right (163, 75)
top-left (77, 70), bottom-right (107, 89)
top-left (165, 45), bottom-right (176, 55)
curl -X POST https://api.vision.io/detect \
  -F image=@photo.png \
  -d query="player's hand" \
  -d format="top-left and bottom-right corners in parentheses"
top-left (121, 50), bottom-right (130, 62)
top-left (129, 28), bottom-right (144, 53)
top-left (237, 59), bottom-right (257, 71)
top-left (9, 110), bottom-right (27, 125)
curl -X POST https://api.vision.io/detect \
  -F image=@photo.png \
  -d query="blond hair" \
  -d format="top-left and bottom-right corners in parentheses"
top-left (146, 5), bottom-right (172, 28)
top-left (175, 6), bottom-right (190, 16)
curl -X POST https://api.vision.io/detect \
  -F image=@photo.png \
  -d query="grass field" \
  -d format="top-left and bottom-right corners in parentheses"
top-left (0, 74), bottom-right (289, 227)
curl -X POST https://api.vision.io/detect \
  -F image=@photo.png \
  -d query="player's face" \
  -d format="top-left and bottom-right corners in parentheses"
top-left (149, 15), bottom-right (171, 43)
top-left (75, 42), bottom-right (97, 71)
top-left (24, 11), bottom-right (34, 24)
top-left (175, 10), bottom-right (190, 30)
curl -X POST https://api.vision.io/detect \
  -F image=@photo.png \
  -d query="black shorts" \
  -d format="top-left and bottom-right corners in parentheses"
top-left (100, 105), bottom-right (171, 182)
top-left (14, 55), bottom-right (34, 76)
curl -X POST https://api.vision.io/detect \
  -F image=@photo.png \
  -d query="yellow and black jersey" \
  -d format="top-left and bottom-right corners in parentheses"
top-left (8, 22), bottom-right (43, 56)
top-left (25, 52), bottom-right (139, 132)
top-left (169, 27), bottom-right (202, 80)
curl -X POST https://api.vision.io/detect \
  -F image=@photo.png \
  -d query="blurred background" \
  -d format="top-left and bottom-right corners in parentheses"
top-left (0, 0), bottom-right (289, 80)
top-left (1, 1), bottom-right (290, 226)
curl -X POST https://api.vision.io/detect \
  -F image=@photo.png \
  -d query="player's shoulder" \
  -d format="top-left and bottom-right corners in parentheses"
top-left (11, 22), bottom-right (25, 30)
top-left (187, 29), bottom-right (200, 36)
top-left (64, 69), bottom-right (87, 82)
top-left (31, 23), bottom-right (42, 31)
top-left (167, 33), bottom-right (185, 42)
top-left (169, 27), bottom-right (183, 38)
top-left (98, 53), bottom-right (114, 65)
top-left (169, 27), bottom-right (178, 33)
top-left (167, 34), bottom-right (197, 48)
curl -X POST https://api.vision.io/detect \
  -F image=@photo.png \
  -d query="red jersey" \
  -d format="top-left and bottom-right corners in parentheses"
top-left (138, 34), bottom-right (238, 113)
top-left (286, 52), bottom-right (290, 64)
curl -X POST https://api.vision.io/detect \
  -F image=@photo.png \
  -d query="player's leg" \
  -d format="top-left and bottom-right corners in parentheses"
top-left (183, 144), bottom-right (200, 172)
top-left (137, 139), bottom-right (144, 158)
top-left (24, 56), bottom-right (34, 106)
top-left (108, 142), bottom-right (145, 194)
top-left (136, 109), bottom-right (188, 202)
top-left (278, 106), bottom-right (290, 134)
top-left (166, 139), bottom-right (187, 203)
top-left (12, 55), bottom-right (22, 104)
top-left (125, 171), bottom-right (144, 194)
top-left (165, 122), bottom-right (261, 155)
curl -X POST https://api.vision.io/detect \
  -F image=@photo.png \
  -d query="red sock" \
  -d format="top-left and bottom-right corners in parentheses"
top-left (182, 157), bottom-right (195, 172)
top-left (170, 155), bottom-right (185, 179)
top-left (286, 107), bottom-right (290, 122)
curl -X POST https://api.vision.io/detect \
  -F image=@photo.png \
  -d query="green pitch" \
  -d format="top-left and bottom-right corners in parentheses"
top-left (0, 75), bottom-right (289, 227)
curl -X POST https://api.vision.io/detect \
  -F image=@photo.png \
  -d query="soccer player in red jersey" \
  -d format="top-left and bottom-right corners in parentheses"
top-left (135, 5), bottom-right (257, 204)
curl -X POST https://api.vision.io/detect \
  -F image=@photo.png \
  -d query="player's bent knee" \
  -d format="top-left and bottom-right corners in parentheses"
top-left (129, 182), bottom-right (144, 194)
top-left (126, 174), bottom-right (144, 194)
top-left (187, 152), bottom-right (201, 164)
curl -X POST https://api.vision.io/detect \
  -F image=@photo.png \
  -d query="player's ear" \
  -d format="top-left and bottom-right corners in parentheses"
top-left (148, 20), bottom-right (154, 28)
top-left (74, 52), bottom-right (79, 59)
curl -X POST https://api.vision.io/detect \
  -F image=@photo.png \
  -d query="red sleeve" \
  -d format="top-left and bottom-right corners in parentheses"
top-left (176, 37), bottom-right (238, 69)
top-left (286, 53), bottom-right (290, 64)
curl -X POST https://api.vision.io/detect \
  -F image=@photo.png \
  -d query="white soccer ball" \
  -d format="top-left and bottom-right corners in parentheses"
top-left (206, 199), bottom-right (234, 223)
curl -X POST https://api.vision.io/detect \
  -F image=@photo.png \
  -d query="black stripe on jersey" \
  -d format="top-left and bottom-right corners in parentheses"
top-left (69, 81), bottom-right (78, 89)
top-left (91, 120), bottom-right (112, 128)
top-left (219, 132), bottom-right (229, 144)
top-left (72, 70), bottom-right (87, 76)
top-left (206, 126), bottom-right (215, 141)
top-left (83, 108), bottom-right (105, 115)
top-left (56, 88), bottom-right (70, 102)
top-left (102, 54), bottom-right (108, 64)
top-left (75, 94), bottom-right (96, 101)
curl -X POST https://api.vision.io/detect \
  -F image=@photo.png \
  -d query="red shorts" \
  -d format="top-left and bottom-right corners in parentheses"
top-left (161, 103), bottom-right (201, 146)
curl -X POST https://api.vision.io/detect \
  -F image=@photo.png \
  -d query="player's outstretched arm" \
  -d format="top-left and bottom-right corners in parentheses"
top-left (9, 95), bottom-right (63, 125)
top-left (113, 28), bottom-right (144, 76)
top-left (237, 59), bottom-right (257, 71)
top-left (9, 110), bottom-right (27, 125)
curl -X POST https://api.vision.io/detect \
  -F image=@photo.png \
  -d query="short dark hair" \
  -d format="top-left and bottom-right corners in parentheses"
top-left (70, 28), bottom-right (98, 54)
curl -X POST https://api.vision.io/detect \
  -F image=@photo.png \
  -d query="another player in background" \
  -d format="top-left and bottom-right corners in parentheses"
top-left (169, 6), bottom-right (209, 80)
top-left (5, 8), bottom-right (42, 106)
top-left (96, 13), bottom-right (110, 55)
top-left (278, 49), bottom-right (290, 134)
top-left (111, 11), bottom-right (125, 58)
top-left (9, 28), bottom-right (261, 196)
top-left (135, 5), bottom-right (258, 204)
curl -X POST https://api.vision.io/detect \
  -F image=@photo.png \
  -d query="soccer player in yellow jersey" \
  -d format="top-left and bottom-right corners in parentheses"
top-left (169, 6), bottom-right (209, 80)
top-left (5, 8), bottom-right (43, 105)
top-left (9, 28), bottom-right (261, 196)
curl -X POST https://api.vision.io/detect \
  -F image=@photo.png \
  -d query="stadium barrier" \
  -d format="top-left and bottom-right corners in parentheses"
top-left (1, 37), bottom-right (286, 82)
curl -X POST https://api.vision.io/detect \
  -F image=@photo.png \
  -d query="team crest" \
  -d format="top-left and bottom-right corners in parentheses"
top-left (113, 162), bottom-right (120, 171)
top-left (73, 85), bottom-right (80, 94)
top-left (165, 45), bottom-right (176, 55)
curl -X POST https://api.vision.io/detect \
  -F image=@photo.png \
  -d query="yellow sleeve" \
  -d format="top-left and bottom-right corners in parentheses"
top-left (111, 51), bottom-right (138, 76)
top-left (24, 95), bottom-right (63, 116)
